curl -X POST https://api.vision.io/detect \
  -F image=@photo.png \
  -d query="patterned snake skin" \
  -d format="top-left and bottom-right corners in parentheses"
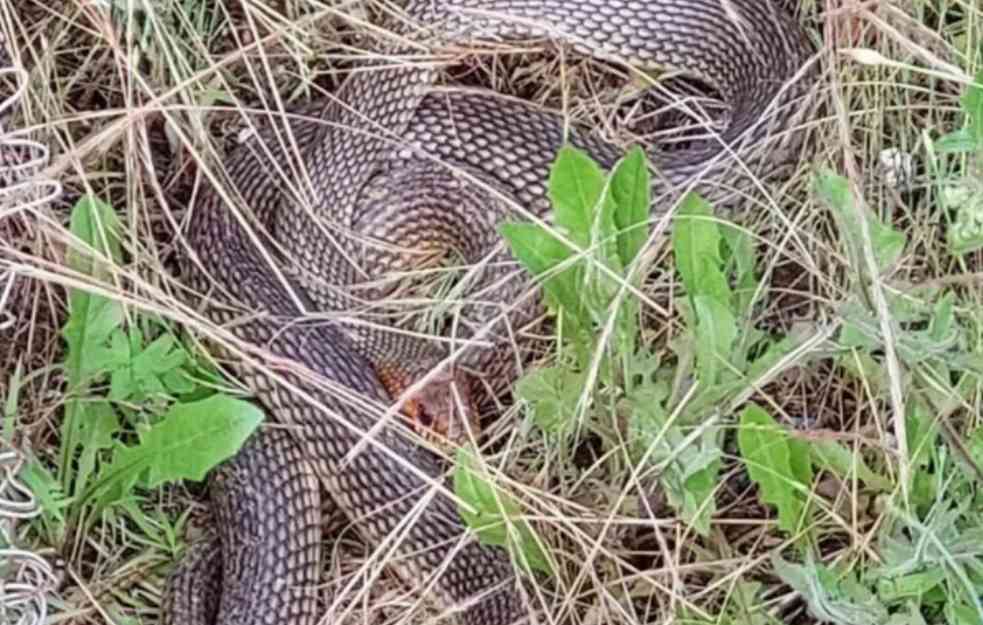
top-left (164, 1), bottom-right (817, 624)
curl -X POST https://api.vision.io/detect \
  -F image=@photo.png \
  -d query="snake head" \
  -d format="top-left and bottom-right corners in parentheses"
top-left (376, 361), bottom-right (479, 450)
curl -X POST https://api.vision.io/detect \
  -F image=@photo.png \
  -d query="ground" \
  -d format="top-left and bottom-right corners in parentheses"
top-left (1, 1), bottom-right (983, 624)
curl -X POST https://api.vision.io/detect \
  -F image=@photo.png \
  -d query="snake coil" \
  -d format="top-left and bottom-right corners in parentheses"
top-left (166, 1), bottom-right (818, 624)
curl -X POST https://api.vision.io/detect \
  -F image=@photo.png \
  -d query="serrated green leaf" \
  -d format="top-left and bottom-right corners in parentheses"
top-left (626, 384), bottom-right (669, 449)
top-left (137, 334), bottom-right (185, 374)
top-left (739, 405), bottom-right (807, 534)
top-left (515, 366), bottom-right (587, 435)
top-left (111, 333), bottom-right (189, 402)
top-left (610, 146), bottom-right (651, 267)
top-left (838, 314), bottom-right (880, 351)
top-left (91, 395), bottom-right (263, 508)
top-left (74, 400), bottom-right (121, 499)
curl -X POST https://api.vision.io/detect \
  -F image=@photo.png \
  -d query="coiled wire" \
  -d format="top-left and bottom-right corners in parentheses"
top-left (0, 446), bottom-right (56, 625)
top-left (1, 36), bottom-right (61, 625)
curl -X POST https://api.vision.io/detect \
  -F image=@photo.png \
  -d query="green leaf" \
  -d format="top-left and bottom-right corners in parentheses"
top-left (721, 225), bottom-right (760, 317)
top-left (91, 395), bottom-right (263, 508)
top-left (454, 446), bottom-right (553, 576)
top-left (678, 453), bottom-right (721, 536)
top-left (692, 295), bottom-right (737, 388)
top-left (673, 192), bottom-right (730, 303)
top-left (630, 390), bottom-right (721, 535)
top-left (161, 368), bottom-right (197, 395)
top-left (61, 196), bottom-right (126, 490)
top-left (515, 366), bottom-right (587, 435)
top-left (815, 171), bottom-right (906, 271)
top-left (883, 602), bottom-right (929, 625)
top-left (63, 194), bottom-right (125, 384)
top-left (947, 599), bottom-right (983, 625)
top-left (66, 195), bottom-right (123, 277)
top-left (928, 291), bottom-right (955, 343)
top-left (110, 333), bottom-right (188, 402)
top-left (672, 581), bottom-right (784, 625)
top-left (548, 146), bottom-right (606, 246)
top-left (902, 401), bottom-right (940, 482)
top-left (610, 146), bottom-right (651, 267)
top-left (500, 222), bottom-right (582, 327)
top-left (809, 438), bottom-right (892, 492)
top-left (868, 220), bottom-right (906, 271)
top-left (772, 554), bottom-right (889, 625)
top-left (876, 567), bottom-right (946, 602)
top-left (787, 436), bottom-right (814, 491)
top-left (738, 405), bottom-right (808, 534)
top-left (744, 335), bottom-right (796, 384)
top-left (961, 68), bottom-right (983, 148)
top-left (63, 296), bottom-right (125, 387)
top-left (627, 383), bottom-right (671, 459)
top-left (945, 182), bottom-right (983, 255)
top-left (935, 128), bottom-right (979, 154)
top-left (20, 459), bottom-right (69, 542)
top-left (73, 400), bottom-right (121, 499)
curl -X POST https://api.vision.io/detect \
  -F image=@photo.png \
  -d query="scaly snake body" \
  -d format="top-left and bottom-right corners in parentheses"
top-left (165, 1), bottom-right (817, 624)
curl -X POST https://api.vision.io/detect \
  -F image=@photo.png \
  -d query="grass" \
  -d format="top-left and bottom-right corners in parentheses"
top-left (2, 0), bottom-right (983, 624)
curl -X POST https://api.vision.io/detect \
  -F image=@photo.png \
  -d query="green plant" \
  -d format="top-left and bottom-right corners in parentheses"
top-left (21, 195), bottom-right (261, 544)
top-left (766, 427), bottom-right (983, 625)
top-left (456, 137), bottom-right (983, 623)
top-left (933, 68), bottom-right (983, 254)
top-left (464, 147), bottom-right (800, 536)
top-left (454, 446), bottom-right (553, 576)
top-left (755, 79), bottom-right (983, 621)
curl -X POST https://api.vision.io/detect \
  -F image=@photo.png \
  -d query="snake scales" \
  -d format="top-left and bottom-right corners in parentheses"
top-left (164, 1), bottom-right (817, 624)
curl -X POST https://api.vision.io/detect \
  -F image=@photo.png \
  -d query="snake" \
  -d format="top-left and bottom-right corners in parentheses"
top-left (163, 1), bottom-right (817, 624)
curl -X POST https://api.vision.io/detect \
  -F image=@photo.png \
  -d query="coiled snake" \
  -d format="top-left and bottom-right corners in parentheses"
top-left (164, 1), bottom-right (817, 624)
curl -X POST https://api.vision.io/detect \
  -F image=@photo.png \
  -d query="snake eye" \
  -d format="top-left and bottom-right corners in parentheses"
top-left (416, 406), bottom-right (434, 429)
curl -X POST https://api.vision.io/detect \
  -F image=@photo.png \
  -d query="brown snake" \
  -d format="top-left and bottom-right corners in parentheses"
top-left (164, 1), bottom-right (817, 623)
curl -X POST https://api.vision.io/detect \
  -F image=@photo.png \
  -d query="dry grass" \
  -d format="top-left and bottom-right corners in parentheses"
top-left (1, 1), bottom-right (982, 624)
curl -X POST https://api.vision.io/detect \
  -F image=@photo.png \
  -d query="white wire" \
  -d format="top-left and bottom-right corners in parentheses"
top-left (1, 39), bottom-right (60, 625)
